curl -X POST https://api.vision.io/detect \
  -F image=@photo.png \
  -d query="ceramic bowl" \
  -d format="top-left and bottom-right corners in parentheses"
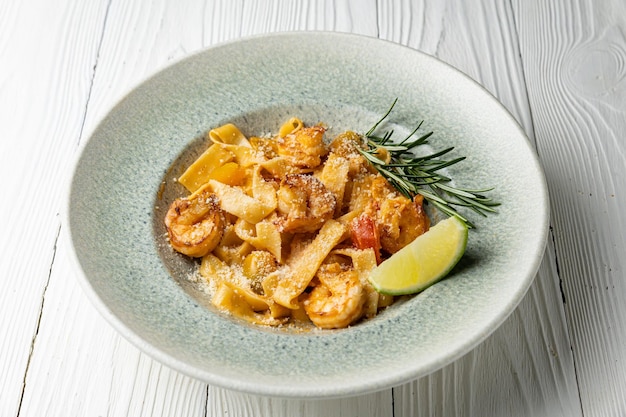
top-left (66, 32), bottom-right (549, 398)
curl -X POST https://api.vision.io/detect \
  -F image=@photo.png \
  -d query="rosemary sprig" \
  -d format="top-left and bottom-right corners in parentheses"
top-left (358, 99), bottom-right (499, 228)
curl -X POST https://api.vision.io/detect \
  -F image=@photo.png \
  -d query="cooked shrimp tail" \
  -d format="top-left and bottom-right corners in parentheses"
top-left (276, 174), bottom-right (336, 233)
top-left (164, 190), bottom-right (225, 257)
top-left (303, 263), bottom-right (364, 329)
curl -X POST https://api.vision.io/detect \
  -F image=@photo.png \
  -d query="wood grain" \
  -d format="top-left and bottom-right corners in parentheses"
top-left (379, 1), bottom-right (581, 416)
top-left (19, 236), bottom-right (209, 417)
top-left (0, 1), bottom-right (109, 415)
top-left (514, 1), bottom-right (626, 415)
top-left (207, 387), bottom-right (392, 417)
top-left (241, 0), bottom-right (377, 35)
top-left (17, 1), bottom-right (213, 416)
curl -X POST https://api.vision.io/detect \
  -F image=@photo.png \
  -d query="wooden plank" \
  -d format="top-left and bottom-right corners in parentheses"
top-left (19, 237), bottom-right (208, 416)
top-left (18, 0), bottom-right (215, 415)
top-left (378, 1), bottom-right (582, 416)
top-left (240, 0), bottom-right (377, 34)
top-left (514, 1), bottom-right (626, 416)
top-left (207, 387), bottom-right (392, 417)
top-left (0, 1), bottom-right (110, 416)
top-left (20, 0), bottom-right (391, 416)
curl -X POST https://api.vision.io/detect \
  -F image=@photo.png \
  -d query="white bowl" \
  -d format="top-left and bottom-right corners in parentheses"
top-left (66, 32), bottom-right (549, 398)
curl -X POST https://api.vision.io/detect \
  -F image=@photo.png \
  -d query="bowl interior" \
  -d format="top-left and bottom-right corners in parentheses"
top-left (67, 32), bottom-right (549, 398)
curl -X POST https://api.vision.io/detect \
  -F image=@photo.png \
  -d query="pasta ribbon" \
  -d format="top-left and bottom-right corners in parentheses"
top-left (234, 218), bottom-right (282, 261)
top-left (207, 162), bottom-right (246, 186)
top-left (178, 144), bottom-right (234, 193)
top-left (199, 253), bottom-right (233, 285)
top-left (209, 123), bottom-right (263, 167)
top-left (213, 241), bottom-right (254, 266)
top-left (226, 144), bottom-right (262, 168)
top-left (266, 219), bottom-right (348, 309)
top-left (209, 123), bottom-right (250, 147)
top-left (278, 117), bottom-right (303, 137)
top-left (251, 166), bottom-right (277, 212)
top-left (318, 153), bottom-right (350, 216)
top-left (260, 156), bottom-right (305, 177)
top-left (207, 179), bottom-right (274, 224)
top-left (212, 282), bottom-right (287, 326)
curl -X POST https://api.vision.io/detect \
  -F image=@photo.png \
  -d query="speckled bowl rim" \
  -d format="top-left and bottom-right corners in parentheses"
top-left (65, 31), bottom-right (550, 399)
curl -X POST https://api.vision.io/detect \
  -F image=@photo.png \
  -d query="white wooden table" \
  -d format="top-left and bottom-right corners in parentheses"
top-left (2, 1), bottom-right (624, 416)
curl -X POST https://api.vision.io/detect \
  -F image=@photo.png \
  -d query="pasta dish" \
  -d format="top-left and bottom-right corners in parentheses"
top-left (164, 118), bottom-right (430, 329)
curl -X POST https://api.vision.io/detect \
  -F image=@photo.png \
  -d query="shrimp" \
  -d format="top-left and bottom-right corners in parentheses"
top-left (378, 194), bottom-right (430, 254)
top-left (303, 263), bottom-right (364, 329)
top-left (164, 189), bottom-right (225, 257)
top-left (277, 125), bottom-right (328, 169)
top-left (348, 172), bottom-right (429, 254)
top-left (276, 174), bottom-right (336, 233)
top-left (328, 130), bottom-right (372, 176)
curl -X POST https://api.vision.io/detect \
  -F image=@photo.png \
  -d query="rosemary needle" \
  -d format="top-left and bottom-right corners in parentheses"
top-left (358, 99), bottom-right (499, 228)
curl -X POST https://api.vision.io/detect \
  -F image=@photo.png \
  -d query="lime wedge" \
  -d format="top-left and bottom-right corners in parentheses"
top-left (368, 216), bottom-right (468, 295)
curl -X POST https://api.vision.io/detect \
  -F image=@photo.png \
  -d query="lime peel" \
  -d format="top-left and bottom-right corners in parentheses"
top-left (368, 216), bottom-right (468, 295)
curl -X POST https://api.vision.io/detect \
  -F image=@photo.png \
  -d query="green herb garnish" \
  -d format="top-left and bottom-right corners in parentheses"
top-left (358, 99), bottom-right (499, 228)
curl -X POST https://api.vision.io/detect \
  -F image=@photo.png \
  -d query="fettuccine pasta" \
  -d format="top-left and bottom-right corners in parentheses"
top-left (164, 119), bottom-right (430, 329)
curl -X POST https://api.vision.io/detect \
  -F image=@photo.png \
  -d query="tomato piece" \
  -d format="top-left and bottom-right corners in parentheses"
top-left (350, 213), bottom-right (382, 264)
